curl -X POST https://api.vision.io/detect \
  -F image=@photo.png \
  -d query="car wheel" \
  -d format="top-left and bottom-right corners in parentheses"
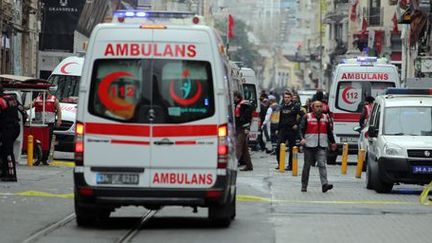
top-left (208, 193), bottom-right (235, 228)
top-left (75, 194), bottom-right (111, 227)
top-left (368, 160), bottom-right (393, 193)
top-left (366, 160), bottom-right (373, 190)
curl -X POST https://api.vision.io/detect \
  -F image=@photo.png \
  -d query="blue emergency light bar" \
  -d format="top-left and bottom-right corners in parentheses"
top-left (385, 88), bottom-right (432, 95)
top-left (357, 56), bottom-right (377, 63)
top-left (113, 10), bottom-right (195, 19)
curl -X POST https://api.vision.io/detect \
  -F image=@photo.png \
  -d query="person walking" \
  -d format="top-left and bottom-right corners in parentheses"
top-left (359, 96), bottom-right (375, 129)
top-left (299, 101), bottom-right (337, 192)
top-left (261, 95), bottom-right (279, 155)
top-left (29, 87), bottom-right (62, 165)
top-left (0, 83), bottom-right (21, 182)
top-left (234, 91), bottom-right (253, 171)
top-left (257, 95), bottom-right (270, 152)
top-left (275, 92), bottom-right (301, 171)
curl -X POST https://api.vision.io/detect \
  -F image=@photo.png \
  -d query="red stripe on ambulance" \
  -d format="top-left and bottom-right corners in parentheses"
top-left (85, 123), bottom-right (217, 137)
top-left (153, 125), bottom-right (217, 137)
top-left (152, 172), bottom-right (213, 185)
top-left (332, 113), bottom-right (361, 122)
top-left (86, 123), bottom-right (150, 136)
top-left (111, 140), bottom-right (150, 145)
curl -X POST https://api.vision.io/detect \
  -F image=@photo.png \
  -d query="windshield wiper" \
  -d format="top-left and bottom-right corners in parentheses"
top-left (386, 133), bottom-right (404, 136)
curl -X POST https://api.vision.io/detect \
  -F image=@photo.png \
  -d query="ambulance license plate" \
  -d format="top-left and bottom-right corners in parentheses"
top-left (412, 166), bottom-right (432, 174)
top-left (339, 136), bottom-right (358, 143)
top-left (96, 173), bottom-right (139, 185)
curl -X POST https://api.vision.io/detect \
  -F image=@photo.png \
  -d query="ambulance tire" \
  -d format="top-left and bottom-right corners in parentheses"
top-left (208, 194), bottom-right (235, 227)
top-left (75, 196), bottom-right (111, 227)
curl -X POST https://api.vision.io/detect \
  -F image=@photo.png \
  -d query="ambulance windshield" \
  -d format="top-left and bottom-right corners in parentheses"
top-left (336, 81), bottom-right (395, 112)
top-left (48, 75), bottom-right (80, 103)
top-left (88, 59), bottom-right (215, 123)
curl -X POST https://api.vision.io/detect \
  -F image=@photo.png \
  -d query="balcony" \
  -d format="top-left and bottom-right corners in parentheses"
top-left (365, 7), bottom-right (383, 27)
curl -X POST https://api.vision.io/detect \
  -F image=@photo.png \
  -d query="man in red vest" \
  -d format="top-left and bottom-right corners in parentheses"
top-left (299, 101), bottom-right (337, 193)
top-left (29, 87), bottom-right (62, 165)
top-left (234, 91), bottom-right (253, 171)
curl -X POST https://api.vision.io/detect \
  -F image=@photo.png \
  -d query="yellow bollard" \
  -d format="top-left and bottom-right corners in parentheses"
top-left (355, 148), bottom-right (365, 178)
top-left (279, 143), bottom-right (286, 173)
top-left (341, 143), bottom-right (348, 175)
top-left (292, 146), bottom-right (298, 176)
top-left (27, 135), bottom-right (33, 166)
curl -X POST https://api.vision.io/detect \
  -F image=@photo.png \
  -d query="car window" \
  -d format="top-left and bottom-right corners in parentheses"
top-left (154, 60), bottom-right (215, 123)
top-left (242, 83), bottom-right (257, 109)
top-left (89, 59), bottom-right (149, 122)
top-left (336, 81), bottom-right (395, 112)
top-left (384, 106), bottom-right (432, 136)
top-left (369, 103), bottom-right (379, 127)
top-left (49, 75), bottom-right (80, 103)
top-left (89, 59), bottom-right (215, 124)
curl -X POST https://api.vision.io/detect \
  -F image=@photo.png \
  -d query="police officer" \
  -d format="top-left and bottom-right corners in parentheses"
top-left (275, 92), bottom-right (301, 170)
top-left (299, 101), bottom-right (337, 192)
top-left (234, 91), bottom-right (253, 171)
top-left (0, 83), bottom-right (21, 182)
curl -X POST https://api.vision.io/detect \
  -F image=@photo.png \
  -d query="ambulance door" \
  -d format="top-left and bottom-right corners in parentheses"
top-left (83, 29), bottom-right (154, 188)
top-left (149, 29), bottom-right (218, 188)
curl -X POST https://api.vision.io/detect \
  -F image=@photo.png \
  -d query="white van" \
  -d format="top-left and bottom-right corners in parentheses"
top-left (328, 57), bottom-right (400, 163)
top-left (74, 11), bottom-right (237, 227)
top-left (366, 88), bottom-right (432, 193)
top-left (239, 67), bottom-right (260, 142)
top-left (48, 56), bottom-right (84, 159)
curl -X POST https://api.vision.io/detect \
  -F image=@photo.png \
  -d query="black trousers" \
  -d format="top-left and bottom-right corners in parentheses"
top-left (0, 125), bottom-right (20, 179)
top-left (275, 127), bottom-right (297, 168)
top-left (42, 123), bottom-right (55, 163)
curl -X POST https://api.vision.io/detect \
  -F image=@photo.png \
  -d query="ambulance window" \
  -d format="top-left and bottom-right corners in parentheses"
top-left (88, 59), bottom-right (148, 122)
top-left (49, 75), bottom-right (80, 103)
top-left (336, 81), bottom-right (395, 112)
top-left (243, 84), bottom-right (258, 110)
top-left (152, 60), bottom-right (215, 123)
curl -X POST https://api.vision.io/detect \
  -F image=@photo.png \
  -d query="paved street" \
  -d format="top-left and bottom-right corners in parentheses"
top-left (0, 151), bottom-right (431, 243)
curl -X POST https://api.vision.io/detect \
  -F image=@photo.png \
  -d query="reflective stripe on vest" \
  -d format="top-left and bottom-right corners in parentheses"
top-left (35, 95), bottom-right (56, 123)
top-left (304, 112), bottom-right (329, 148)
top-left (270, 103), bottom-right (280, 124)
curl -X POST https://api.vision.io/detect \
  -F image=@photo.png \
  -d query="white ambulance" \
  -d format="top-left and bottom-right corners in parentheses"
top-left (328, 57), bottom-right (400, 163)
top-left (74, 11), bottom-right (237, 227)
top-left (48, 56), bottom-right (84, 159)
top-left (239, 67), bottom-right (260, 142)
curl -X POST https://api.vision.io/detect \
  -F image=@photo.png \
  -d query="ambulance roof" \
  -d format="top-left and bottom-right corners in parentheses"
top-left (51, 56), bottom-right (84, 77)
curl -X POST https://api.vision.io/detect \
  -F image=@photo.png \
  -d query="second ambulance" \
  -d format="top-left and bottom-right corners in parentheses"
top-left (327, 57), bottom-right (400, 163)
top-left (74, 11), bottom-right (237, 227)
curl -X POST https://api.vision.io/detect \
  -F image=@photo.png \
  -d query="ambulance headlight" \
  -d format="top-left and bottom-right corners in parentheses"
top-left (383, 143), bottom-right (404, 157)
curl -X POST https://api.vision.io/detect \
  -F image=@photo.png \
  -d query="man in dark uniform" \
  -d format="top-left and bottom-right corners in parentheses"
top-left (0, 83), bottom-right (21, 182)
top-left (275, 92), bottom-right (301, 170)
top-left (234, 91), bottom-right (253, 171)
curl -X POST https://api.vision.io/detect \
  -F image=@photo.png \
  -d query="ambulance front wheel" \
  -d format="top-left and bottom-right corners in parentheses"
top-left (326, 153), bottom-right (337, 165)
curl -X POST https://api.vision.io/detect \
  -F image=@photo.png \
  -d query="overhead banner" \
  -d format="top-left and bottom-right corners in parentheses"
top-left (40, 0), bottom-right (86, 52)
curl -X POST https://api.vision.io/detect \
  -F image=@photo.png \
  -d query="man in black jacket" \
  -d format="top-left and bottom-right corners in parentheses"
top-left (275, 92), bottom-right (301, 170)
top-left (234, 91), bottom-right (253, 171)
top-left (0, 83), bottom-right (21, 182)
